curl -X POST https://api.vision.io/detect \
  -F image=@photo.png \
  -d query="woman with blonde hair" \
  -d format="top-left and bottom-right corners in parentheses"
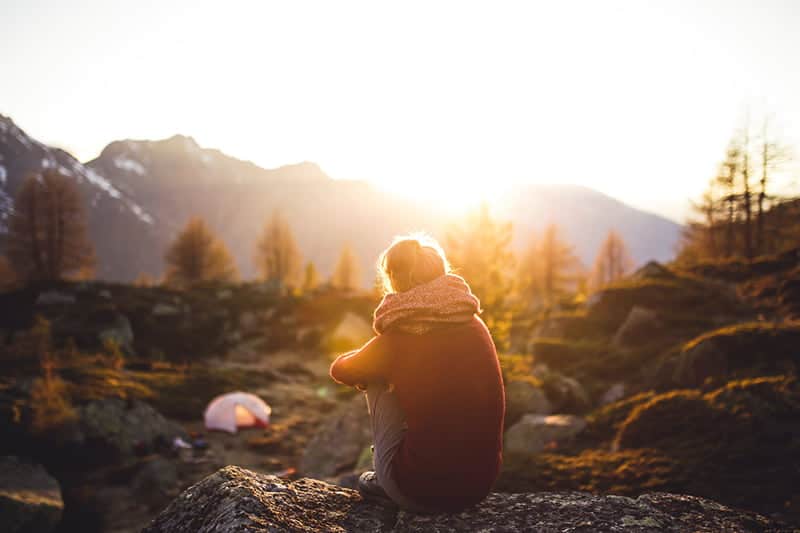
top-left (330, 233), bottom-right (505, 512)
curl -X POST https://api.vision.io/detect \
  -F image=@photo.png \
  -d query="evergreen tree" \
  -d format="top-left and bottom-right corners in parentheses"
top-left (255, 211), bottom-right (303, 287)
top-left (7, 170), bottom-right (94, 281)
top-left (331, 244), bottom-right (361, 290)
top-left (164, 217), bottom-right (238, 287)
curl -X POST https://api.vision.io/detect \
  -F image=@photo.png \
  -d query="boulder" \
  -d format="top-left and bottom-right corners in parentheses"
top-left (71, 399), bottom-right (186, 460)
top-left (35, 291), bottom-right (75, 306)
top-left (143, 466), bottom-right (782, 532)
top-left (504, 380), bottom-right (552, 426)
top-left (152, 303), bottom-right (181, 317)
top-left (539, 371), bottom-right (591, 413)
top-left (300, 394), bottom-right (372, 478)
top-left (631, 261), bottom-right (675, 280)
top-left (96, 311), bottom-right (134, 354)
top-left (601, 382), bottom-right (626, 405)
top-left (504, 414), bottom-right (587, 455)
top-left (674, 322), bottom-right (800, 387)
top-left (0, 456), bottom-right (63, 533)
top-left (612, 306), bottom-right (661, 349)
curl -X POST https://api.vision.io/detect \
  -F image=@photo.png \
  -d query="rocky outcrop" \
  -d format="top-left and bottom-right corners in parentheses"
top-left (143, 465), bottom-right (784, 532)
top-left (69, 398), bottom-right (186, 460)
top-left (503, 380), bottom-right (552, 426)
top-left (300, 394), bottom-right (372, 478)
top-left (0, 456), bottom-right (63, 533)
top-left (504, 414), bottom-right (587, 455)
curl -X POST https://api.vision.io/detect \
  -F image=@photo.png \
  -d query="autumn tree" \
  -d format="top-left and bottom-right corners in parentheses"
top-left (331, 243), bottom-right (361, 290)
top-left (446, 203), bottom-right (515, 350)
top-left (518, 224), bottom-right (582, 307)
top-left (6, 170), bottom-right (94, 281)
top-left (591, 230), bottom-right (633, 290)
top-left (255, 211), bottom-right (303, 287)
top-left (164, 217), bottom-right (238, 287)
top-left (302, 261), bottom-right (320, 292)
top-left (679, 117), bottom-right (796, 262)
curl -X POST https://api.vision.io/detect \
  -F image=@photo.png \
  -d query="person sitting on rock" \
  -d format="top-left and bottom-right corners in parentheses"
top-left (330, 234), bottom-right (506, 513)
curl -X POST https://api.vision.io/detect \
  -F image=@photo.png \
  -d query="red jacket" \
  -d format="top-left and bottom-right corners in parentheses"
top-left (330, 315), bottom-right (505, 512)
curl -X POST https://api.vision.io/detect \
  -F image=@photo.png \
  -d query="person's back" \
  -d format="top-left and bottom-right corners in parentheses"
top-left (329, 233), bottom-right (505, 513)
top-left (385, 316), bottom-right (504, 511)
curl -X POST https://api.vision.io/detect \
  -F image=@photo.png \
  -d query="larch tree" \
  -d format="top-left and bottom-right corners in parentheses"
top-left (331, 243), bottom-right (361, 291)
top-left (255, 211), bottom-right (302, 287)
top-left (445, 203), bottom-right (515, 350)
top-left (302, 261), bottom-right (320, 292)
top-left (6, 170), bottom-right (94, 281)
top-left (164, 217), bottom-right (238, 287)
top-left (519, 224), bottom-right (582, 307)
top-left (591, 230), bottom-right (634, 290)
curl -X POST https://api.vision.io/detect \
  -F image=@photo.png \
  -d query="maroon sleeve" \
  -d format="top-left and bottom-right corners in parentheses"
top-left (329, 335), bottom-right (391, 387)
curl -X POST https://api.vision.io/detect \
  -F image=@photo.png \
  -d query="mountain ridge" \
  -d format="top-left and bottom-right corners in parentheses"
top-left (0, 114), bottom-right (682, 283)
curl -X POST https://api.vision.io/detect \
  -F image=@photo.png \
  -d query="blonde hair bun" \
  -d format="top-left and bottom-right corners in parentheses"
top-left (377, 233), bottom-right (450, 294)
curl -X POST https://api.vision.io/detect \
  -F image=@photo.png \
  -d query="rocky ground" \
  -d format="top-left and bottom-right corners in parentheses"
top-left (1, 249), bottom-right (799, 532)
top-left (143, 466), bottom-right (790, 532)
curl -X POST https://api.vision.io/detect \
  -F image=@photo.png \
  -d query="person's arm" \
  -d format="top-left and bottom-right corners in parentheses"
top-left (329, 335), bottom-right (390, 388)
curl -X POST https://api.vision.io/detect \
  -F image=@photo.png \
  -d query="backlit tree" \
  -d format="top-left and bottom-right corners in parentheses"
top-left (164, 217), bottom-right (238, 287)
top-left (6, 170), bottom-right (94, 281)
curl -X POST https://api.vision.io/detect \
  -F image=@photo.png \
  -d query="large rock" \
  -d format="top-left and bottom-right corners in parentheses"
top-left (0, 456), bottom-right (63, 533)
top-left (504, 380), bottom-right (552, 426)
top-left (504, 414), bottom-right (587, 455)
top-left (95, 310), bottom-right (135, 354)
top-left (612, 306), bottom-right (661, 349)
top-left (71, 398), bottom-right (186, 459)
top-left (674, 322), bottom-right (800, 387)
top-left (143, 465), bottom-right (783, 532)
top-left (300, 394), bottom-right (372, 478)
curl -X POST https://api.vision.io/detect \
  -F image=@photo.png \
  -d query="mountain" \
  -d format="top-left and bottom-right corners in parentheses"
top-left (0, 114), bottom-right (158, 279)
top-left (0, 114), bottom-right (681, 283)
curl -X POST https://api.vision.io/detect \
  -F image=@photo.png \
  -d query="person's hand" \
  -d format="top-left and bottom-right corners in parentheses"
top-left (355, 383), bottom-right (368, 392)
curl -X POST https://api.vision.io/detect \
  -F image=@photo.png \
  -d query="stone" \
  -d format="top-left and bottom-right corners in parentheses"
top-left (504, 414), bottom-right (587, 455)
top-left (98, 289), bottom-right (112, 299)
top-left (300, 394), bottom-right (372, 478)
top-left (631, 261), bottom-right (675, 280)
top-left (70, 399), bottom-right (186, 460)
top-left (216, 289), bottom-right (232, 300)
top-left (97, 312), bottom-right (134, 354)
top-left (143, 466), bottom-right (784, 532)
top-left (539, 371), bottom-right (591, 413)
top-left (35, 291), bottom-right (75, 306)
top-left (601, 382), bottom-right (626, 405)
top-left (613, 306), bottom-right (661, 349)
top-left (503, 380), bottom-right (552, 426)
top-left (0, 456), bottom-right (63, 533)
top-left (152, 303), bottom-right (180, 317)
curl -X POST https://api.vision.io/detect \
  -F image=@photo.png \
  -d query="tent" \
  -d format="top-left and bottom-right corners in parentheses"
top-left (204, 392), bottom-right (272, 434)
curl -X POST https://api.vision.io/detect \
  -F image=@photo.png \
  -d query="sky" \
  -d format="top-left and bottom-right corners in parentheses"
top-left (1, 0), bottom-right (799, 221)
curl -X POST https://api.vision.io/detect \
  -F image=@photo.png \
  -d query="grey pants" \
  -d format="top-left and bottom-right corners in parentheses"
top-left (365, 383), bottom-right (430, 512)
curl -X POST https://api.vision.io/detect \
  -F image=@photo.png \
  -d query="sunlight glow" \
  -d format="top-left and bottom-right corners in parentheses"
top-left (2, 0), bottom-right (799, 220)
